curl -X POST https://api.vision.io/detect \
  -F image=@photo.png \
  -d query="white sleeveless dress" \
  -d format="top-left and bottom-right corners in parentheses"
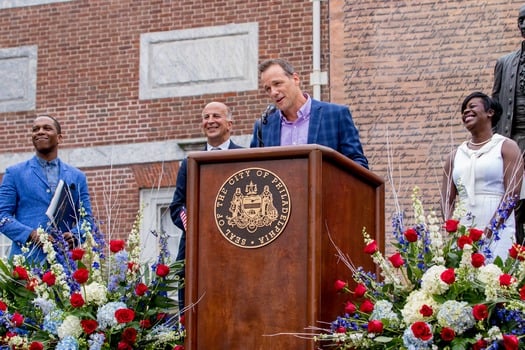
top-left (452, 134), bottom-right (515, 261)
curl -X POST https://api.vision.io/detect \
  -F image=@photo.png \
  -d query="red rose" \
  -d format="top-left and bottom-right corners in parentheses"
top-left (155, 264), bottom-right (170, 277)
top-left (73, 268), bottom-right (89, 284)
top-left (335, 326), bottom-right (346, 333)
top-left (411, 321), bottom-right (432, 341)
top-left (334, 280), bottom-right (347, 292)
top-left (121, 327), bottom-right (137, 343)
top-left (363, 240), bottom-right (377, 254)
top-left (0, 300), bottom-right (7, 312)
top-left (127, 262), bottom-right (136, 271)
top-left (11, 312), bottom-right (24, 327)
top-left (388, 252), bottom-right (404, 268)
top-left (444, 219), bottom-right (459, 233)
top-left (367, 320), bottom-right (383, 334)
top-left (135, 283), bottom-right (149, 296)
top-left (13, 266), bottom-right (28, 280)
top-left (140, 319), bottom-right (151, 328)
top-left (472, 339), bottom-right (488, 350)
top-left (344, 301), bottom-right (356, 314)
top-left (359, 299), bottom-right (374, 314)
top-left (499, 273), bottom-right (515, 287)
top-left (468, 228), bottom-right (483, 242)
top-left (110, 240), bottom-right (126, 253)
top-left (173, 346), bottom-right (185, 350)
top-left (26, 277), bottom-right (38, 292)
top-left (503, 334), bottom-right (519, 350)
top-left (42, 271), bottom-right (56, 286)
top-left (70, 248), bottom-right (85, 261)
top-left (440, 327), bottom-right (455, 342)
top-left (117, 341), bottom-right (133, 350)
top-left (472, 304), bottom-right (488, 320)
top-left (419, 304), bottom-right (433, 317)
top-left (509, 244), bottom-right (525, 261)
top-left (354, 283), bottom-right (367, 298)
top-left (81, 319), bottom-right (98, 334)
top-left (457, 235), bottom-right (473, 249)
top-left (115, 308), bottom-right (135, 323)
top-left (471, 253), bottom-right (485, 268)
top-left (520, 285), bottom-right (525, 300)
top-left (70, 293), bottom-right (85, 308)
top-left (404, 228), bottom-right (418, 242)
top-left (440, 268), bottom-right (455, 285)
top-left (29, 342), bottom-right (44, 350)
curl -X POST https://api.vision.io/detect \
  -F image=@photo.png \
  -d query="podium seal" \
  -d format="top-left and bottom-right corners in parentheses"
top-left (214, 167), bottom-right (291, 248)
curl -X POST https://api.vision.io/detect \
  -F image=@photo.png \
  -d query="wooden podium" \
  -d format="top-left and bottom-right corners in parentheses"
top-left (185, 145), bottom-right (384, 350)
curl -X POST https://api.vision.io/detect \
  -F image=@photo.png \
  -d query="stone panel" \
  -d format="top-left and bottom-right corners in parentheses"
top-left (0, 0), bottom-right (72, 9)
top-left (139, 22), bottom-right (258, 99)
top-left (0, 45), bottom-right (37, 113)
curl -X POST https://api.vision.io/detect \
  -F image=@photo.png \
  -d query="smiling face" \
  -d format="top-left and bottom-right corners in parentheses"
top-left (32, 116), bottom-right (62, 160)
top-left (461, 97), bottom-right (493, 131)
top-left (201, 102), bottom-right (232, 146)
top-left (260, 63), bottom-right (305, 120)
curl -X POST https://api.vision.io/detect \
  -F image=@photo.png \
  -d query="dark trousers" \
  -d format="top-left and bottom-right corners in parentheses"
top-left (176, 232), bottom-right (186, 313)
top-left (516, 199), bottom-right (525, 244)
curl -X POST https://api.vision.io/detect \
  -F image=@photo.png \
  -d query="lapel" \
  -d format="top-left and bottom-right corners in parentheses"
top-left (307, 99), bottom-right (321, 144)
top-left (29, 156), bottom-right (50, 188)
top-left (265, 112), bottom-right (282, 146)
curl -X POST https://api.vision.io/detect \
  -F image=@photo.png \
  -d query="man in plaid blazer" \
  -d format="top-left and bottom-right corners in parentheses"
top-left (250, 58), bottom-right (368, 169)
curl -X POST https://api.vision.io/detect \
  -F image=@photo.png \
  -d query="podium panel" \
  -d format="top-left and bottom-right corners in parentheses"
top-left (185, 145), bottom-right (384, 350)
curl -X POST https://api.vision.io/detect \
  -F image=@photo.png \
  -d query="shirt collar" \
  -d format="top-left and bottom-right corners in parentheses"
top-left (280, 93), bottom-right (312, 124)
top-left (207, 139), bottom-right (231, 151)
top-left (36, 156), bottom-right (59, 167)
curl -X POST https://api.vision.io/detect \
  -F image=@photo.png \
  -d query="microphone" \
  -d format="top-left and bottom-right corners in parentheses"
top-left (69, 183), bottom-right (76, 192)
top-left (257, 104), bottom-right (277, 148)
top-left (261, 104), bottom-right (276, 125)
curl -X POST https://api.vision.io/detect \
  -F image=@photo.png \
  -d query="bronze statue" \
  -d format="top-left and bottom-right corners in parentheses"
top-left (492, 4), bottom-right (525, 244)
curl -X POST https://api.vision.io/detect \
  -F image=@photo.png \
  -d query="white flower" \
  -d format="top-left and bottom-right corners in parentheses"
top-left (401, 290), bottom-right (438, 324)
top-left (83, 282), bottom-right (108, 305)
top-left (57, 315), bottom-right (82, 339)
top-left (420, 265), bottom-right (449, 295)
top-left (477, 264), bottom-right (504, 301)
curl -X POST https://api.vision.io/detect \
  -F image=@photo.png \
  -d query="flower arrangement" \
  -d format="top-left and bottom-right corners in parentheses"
top-left (317, 187), bottom-right (525, 349)
top-left (0, 211), bottom-right (185, 350)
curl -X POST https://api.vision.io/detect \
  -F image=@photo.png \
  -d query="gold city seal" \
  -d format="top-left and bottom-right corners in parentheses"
top-left (214, 167), bottom-right (291, 248)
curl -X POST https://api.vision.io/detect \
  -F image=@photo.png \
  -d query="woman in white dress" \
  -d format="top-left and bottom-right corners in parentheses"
top-left (441, 92), bottom-right (523, 261)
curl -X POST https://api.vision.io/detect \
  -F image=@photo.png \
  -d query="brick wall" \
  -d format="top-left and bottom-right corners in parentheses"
top-left (0, 0), bottom-right (329, 238)
top-left (2, 0), bottom-right (523, 242)
top-left (330, 1), bottom-right (523, 234)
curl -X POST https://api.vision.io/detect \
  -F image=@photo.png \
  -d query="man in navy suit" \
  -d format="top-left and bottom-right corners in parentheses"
top-left (0, 115), bottom-right (94, 264)
top-left (170, 101), bottom-right (243, 312)
top-left (251, 58), bottom-right (368, 169)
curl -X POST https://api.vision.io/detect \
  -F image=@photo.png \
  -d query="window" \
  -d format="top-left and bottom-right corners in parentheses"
top-left (139, 187), bottom-right (182, 264)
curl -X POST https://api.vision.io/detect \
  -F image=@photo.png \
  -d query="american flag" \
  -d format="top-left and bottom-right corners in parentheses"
top-left (180, 209), bottom-right (187, 231)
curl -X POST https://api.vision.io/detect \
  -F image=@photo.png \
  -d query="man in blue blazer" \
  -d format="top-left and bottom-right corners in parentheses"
top-left (0, 115), bottom-right (94, 264)
top-left (250, 58), bottom-right (368, 169)
top-left (170, 101), bottom-right (243, 312)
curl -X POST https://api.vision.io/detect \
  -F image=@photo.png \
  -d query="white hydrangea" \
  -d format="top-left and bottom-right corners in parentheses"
top-left (83, 282), bottom-right (108, 306)
top-left (477, 264), bottom-right (503, 285)
top-left (401, 290), bottom-right (439, 324)
top-left (420, 265), bottom-right (450, 295)
top-left (57, 315), bottom-right (82, 339)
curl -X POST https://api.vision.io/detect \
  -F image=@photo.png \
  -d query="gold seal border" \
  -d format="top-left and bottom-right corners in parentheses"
top-left (214, 167), bottom-right (291, 249)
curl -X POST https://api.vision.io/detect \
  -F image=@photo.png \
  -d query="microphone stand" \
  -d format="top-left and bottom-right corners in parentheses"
top-left (257, 104), bottom-right (276, 147)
